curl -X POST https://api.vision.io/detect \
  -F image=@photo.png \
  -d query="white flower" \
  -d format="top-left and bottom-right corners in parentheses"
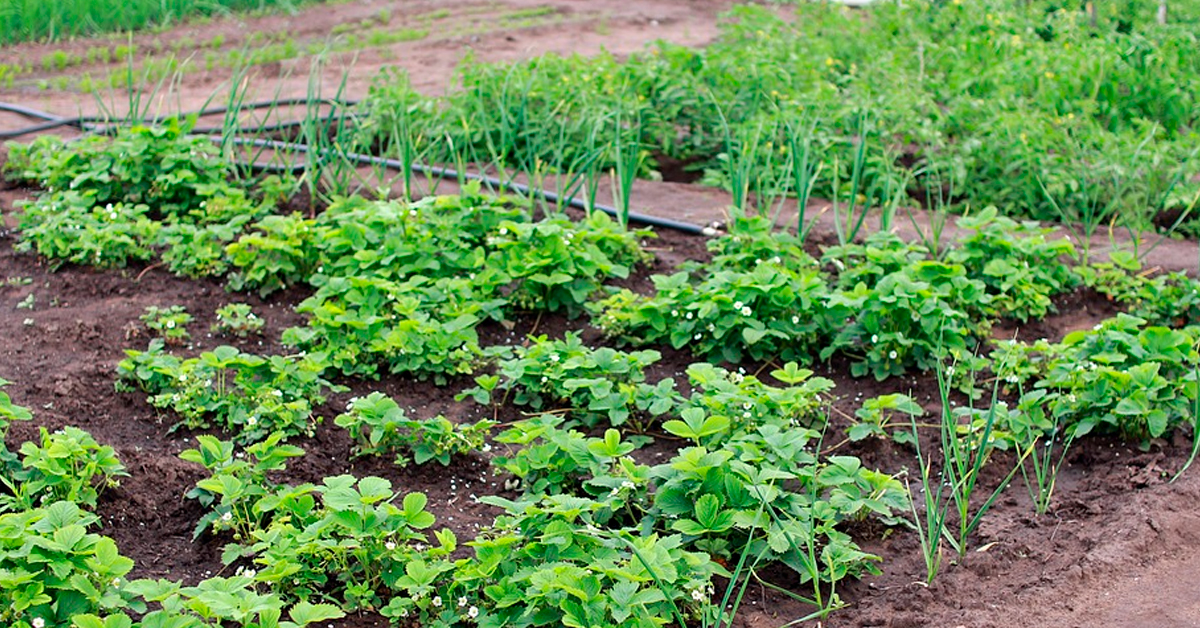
top-left (691, 588), bottom-right (705, 602)
top-left (685, 312), bottom-right (693, 320)
top-left (946, 366), bottom-right (956, 377)
top-left (621, 480), bottom-right (635, 490)
top-left (385, 541), bottom-right (396, 551)
top-left (733, 301), bottom-right (744, 310)
top-left (32, 618), bottom-right (45, 628)
top-left (221, 512), bottom-right (233, 522)
top-left (399, 608), bottom-right (409, 617)
top-left (432, 596), bottom-right (443, 607)
top-left (694, 333), bottom-right (702, 340)
top-left (741, 306), bottom-right (752, 316)
top-left (111, 577), bottom-right (120, 587)
top-left (459, 596), bottom-right (469, 607)
top-left (871, 334), bottom-right (879, 344)
top-left (888, 350), bottom-right (898, 360)
top-left (468, 606), bottom-right (480, 619)
top-left (671, 310), bottom-right (679, 317)
top-left (243, 569), bottom-right (256, 579)
top-left (550, 354), bottom-right (560, 362)
top-left (165, 320), bottom-right (175, 329)
top-left (791, 315), bottom-right (800, 324)
top-left (246, 416), bottom-right (258, 427)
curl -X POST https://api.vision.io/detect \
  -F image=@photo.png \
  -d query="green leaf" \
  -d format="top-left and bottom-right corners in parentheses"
top-left (288, 601), bottom-right (346, 626)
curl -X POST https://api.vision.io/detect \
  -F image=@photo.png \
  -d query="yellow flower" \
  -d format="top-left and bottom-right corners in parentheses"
top-left (825, 57), bottom-right (835, 67)
top-left (1045, 71), bottom-right (1055, 79)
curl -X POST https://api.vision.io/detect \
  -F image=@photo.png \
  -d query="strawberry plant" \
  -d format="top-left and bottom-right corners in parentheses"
top-left (5, 120), bottom-right (281, 275)
top-left (945, 207), bottom-right (1078, 322)
top-left (0, 379), bottom-right (32, 473)
top-left (138, 306), bottom-right (192, 346)
top-left (335, 393), bottom-right (495, 466)
top-left (680, 362), bottom-right (834, 434)
top-left (0, 427), bottom-right (127, 513)
top-left (593, 219), bottom-right (833, 363)
top-left (461, 332), bottom-right (677, 428)
top-left (281, 275), bottom-right (494, 381)
top-left (225, 214), bottom-right (320, 297)
top-left (15, 194), bottom-right (160, 269)
top-left (446, 495), bottom-right (728, 628)
top-left (492, 415), bottom-right (644, 497)
top-left (212, 303), bottom-right (265, 338)
top-left (489, 211), bottom-right (651, 316)
top-left (595, 261), bottom-right (831, 364)
top-left (179, 433), bottom-right (306, 541)
top-left (116, 341), bottom-right (341, 443)
top-left (824, 261), bottom-right (991, 380)
top-left (847, 394), bottom-right (923, 445)
top-left (181, 443), bottom-right (448, 614)
top-left (992, 314), bottom-right (1200, 443)
top-left (0, 501), bottom-right (140, 628)
top-left (245, 476), bottom-right (442, 611)
top-left (86, 577), bottom-right (344, 628)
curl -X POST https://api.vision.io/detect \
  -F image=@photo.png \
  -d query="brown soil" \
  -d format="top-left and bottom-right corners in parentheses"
top-left (2, 2), bottom-right (1200, 627)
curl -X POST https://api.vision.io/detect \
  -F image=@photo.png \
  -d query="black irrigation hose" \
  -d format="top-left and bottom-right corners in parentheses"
top-left (1, 100), bottom-right (710, 235)
top-left (229, 136), bottom-right (711, 235)
top-left (0, 98), bottom-right (360, 138)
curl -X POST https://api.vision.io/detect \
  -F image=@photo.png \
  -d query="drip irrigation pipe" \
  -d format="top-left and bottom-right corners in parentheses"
top-left (1, 100), bottom-right (710, 235)
top-left (228, 136), bottom-right (711, 235)
top-left (0, 98), bottom-right (360, 139)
